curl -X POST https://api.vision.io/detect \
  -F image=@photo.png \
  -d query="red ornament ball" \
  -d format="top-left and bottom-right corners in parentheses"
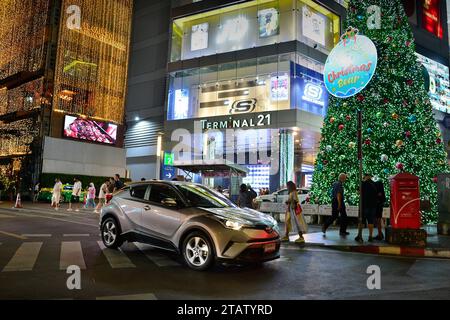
top-left (323, 160), bottom-right (329, 165)
top-left (364, 139), bottom-right (371, 145)
top-left (406, 41), bottom-right (411, 47)
top-left (405, 131), bottom-right (411, 138)
top-left (396, 162), bottom-right (404, 171)
top-left (338, 124), bottom-right (345, 131)
top-left (433, 177), bottom-right (438, 183)
top-left (406, 79), bottom-right (414, 86)
top-left (357, 94), bottom-right (365, 102)
top-left (346, 115), bottom-right (352, 121)
top-left (383, 98), bottom-right (390, 104)
top-left (436, 138), bottom-right (442, 144)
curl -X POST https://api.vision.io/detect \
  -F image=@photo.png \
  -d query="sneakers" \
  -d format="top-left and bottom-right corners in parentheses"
top-left (355, 236), bottom-right (364, 243)
top-left (281, 236), bottom-right (289, 242)
top-left (94, 210), bottom-right (99, 214)
top-left (75, 209), bottom-right (80, 212)
top-left (67, 208), bottom-right (72, 212)
top-left (322, 225), bottom-right (327, 235)
top-left (295, 236), bottom-right (305, 244)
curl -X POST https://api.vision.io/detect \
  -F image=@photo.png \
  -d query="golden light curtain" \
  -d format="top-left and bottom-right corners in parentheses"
top-left (0, 119), bottom-right (37, 157)
top-left (0, 0), bottom-right (49, 81)
top-left (53, 0), bottom-right (133, 124)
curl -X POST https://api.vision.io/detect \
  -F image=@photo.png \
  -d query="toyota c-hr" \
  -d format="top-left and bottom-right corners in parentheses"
top-left (100, 181), bottom-right (280, 271)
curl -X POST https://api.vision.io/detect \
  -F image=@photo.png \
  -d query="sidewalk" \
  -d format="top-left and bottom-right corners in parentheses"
top-left (284, 224), bottom-right (450, 259)
top-left (0, 201), bottom-right (97, 214)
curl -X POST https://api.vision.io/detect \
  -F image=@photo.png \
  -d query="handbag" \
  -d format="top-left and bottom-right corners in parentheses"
top-left (293, 203), bottom-right (308, 234)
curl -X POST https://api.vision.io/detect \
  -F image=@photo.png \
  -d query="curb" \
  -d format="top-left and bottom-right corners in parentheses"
top-left (326, 244), bottom-right (450, 259)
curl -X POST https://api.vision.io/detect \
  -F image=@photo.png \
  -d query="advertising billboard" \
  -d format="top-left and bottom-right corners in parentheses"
top-left (416, 53), bottom-right (450, 114)
top-left (258, 8), bottom-right (280, 38)
top-left (302, 5), bottom-right (326, 46)
top-left (63, 115), bottom-right (118, 145)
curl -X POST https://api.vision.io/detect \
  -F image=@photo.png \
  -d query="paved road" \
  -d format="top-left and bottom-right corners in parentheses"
top-left (0, 208), bottom-right (450, 300)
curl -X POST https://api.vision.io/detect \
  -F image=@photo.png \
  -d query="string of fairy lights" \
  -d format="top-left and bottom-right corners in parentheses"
top-left (53, 0), bottom-right (133, 124)
top-left (0, 0), bottom-right (49, 80)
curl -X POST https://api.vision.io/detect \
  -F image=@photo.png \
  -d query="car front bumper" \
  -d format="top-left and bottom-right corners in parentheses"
top-left (217, 237), bottom-right (281, 263)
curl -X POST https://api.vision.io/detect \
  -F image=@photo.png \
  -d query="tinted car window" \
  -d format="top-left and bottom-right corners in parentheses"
top-left (149, 184), bottom-right (181, 204)
top-left (278, 189), bottom-right (288, 195)
top-left (130, 185), bottom-right (148, 200)
top-left (176, 184), bottom-right (236, 208)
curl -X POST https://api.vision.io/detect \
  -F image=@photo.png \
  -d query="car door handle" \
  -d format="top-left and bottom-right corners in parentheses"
top-left (144, 205), bottom-right (151, 211)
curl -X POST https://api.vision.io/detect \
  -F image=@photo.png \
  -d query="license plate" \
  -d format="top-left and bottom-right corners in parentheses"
top-left (264, 243), bottom-right (277, 253)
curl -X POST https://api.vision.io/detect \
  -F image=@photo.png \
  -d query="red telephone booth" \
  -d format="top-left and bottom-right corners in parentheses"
top-left (390, 173), bottom-right (421, 229)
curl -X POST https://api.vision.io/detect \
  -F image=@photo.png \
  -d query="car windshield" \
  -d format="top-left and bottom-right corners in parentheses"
top-left (176, 184), bottom-right (236, 209)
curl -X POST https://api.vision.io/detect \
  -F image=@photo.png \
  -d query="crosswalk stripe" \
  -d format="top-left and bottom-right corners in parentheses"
top-left (21, 234), bottom-right (52, 238)
top-left (2, 242), bottom-right (42, 272)
top-left (134, 243), bottom-right (180, 267)
top-left (96, 293), bottom-right (157, 300)
top-left (63, 234), bottom-right (90, 237)
top-left (97, 241), bottom-right (136, 269)
top-left (60, 241), bottom-right (86, 270)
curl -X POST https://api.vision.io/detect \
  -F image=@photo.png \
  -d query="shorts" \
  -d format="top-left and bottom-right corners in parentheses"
top-left (71, 195), bottom-right (80, 203)
top-left (99, 198), bottom-right (106, 205)
top-left (362, 207), bottom-right (376, 225)
top-left (375, 203), bottom-right (383, 219)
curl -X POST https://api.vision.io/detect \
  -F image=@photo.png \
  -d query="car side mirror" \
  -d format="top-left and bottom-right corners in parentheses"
top-left (161, 198), bottom-right (178, 207)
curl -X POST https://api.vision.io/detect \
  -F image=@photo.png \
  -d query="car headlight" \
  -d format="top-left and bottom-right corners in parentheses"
top-left (225, 220), bottom-right (243, 231)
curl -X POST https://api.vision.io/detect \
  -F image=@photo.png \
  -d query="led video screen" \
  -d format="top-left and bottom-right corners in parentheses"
top-left (63, 115), bottom-right (118, 145)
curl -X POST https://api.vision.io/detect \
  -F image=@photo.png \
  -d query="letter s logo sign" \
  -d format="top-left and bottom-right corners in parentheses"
top-left (304, 83), bottom-right (323, 100)
top-left (230, 99), bottom-right (257, 114)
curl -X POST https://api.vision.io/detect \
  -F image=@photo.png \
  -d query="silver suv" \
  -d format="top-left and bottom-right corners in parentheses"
top-left (100, 181), bottom-right (280, 271)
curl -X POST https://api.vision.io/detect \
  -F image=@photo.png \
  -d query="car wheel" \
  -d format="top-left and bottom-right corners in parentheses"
top-left (182, 232), bottom-right (215, 271)
top-left (101, 217), bottom-right (123, 249)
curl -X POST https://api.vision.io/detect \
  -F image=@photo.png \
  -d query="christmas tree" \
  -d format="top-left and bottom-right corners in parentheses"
top-left (310, 0), bottom-right (449, 224)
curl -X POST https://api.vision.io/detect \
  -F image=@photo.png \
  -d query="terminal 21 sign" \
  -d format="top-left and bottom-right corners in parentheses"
top-left (200, 113), bottom-right (271, 130)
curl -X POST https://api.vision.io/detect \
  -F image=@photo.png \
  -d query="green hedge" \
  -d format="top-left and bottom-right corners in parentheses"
top-left (40, 173), bottom-right (131, 190)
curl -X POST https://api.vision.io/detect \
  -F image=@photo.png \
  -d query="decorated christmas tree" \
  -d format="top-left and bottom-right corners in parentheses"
top-left (310, 0), bottom-right (449, 223)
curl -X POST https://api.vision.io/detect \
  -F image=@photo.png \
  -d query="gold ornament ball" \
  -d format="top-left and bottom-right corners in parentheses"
top-left (392, 113), bottom-right (399, 120)
top-left (396, 140), bottom-right (404, 147)
top-left (348, 142), bottom-right (356, 149)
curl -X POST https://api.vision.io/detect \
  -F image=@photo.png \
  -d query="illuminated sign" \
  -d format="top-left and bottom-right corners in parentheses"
top-left (324, 34), bottom-right (378, 98)
top-left (230, 99), bottom-right (257, 114)
top-left (302, 5), bottom-right (326, 46)
top-left (258, 8), bottom-right (279, 38)
top-left (416, 53), bottom-right (450, 114)
top-left (164, 152), bottom-right (174, 166)
top-left (422, 0), bottom-right (442, 38)
top-left (174, 89), bottom-right (189, 120)
top-left (302, 82), bottom-right (325, 107)
top-left (271, 75), bottom-right (289, 101)
top-left (191, 23), bottom-right (209, 51)
top-left (200, 113), bottom-right (271, 130)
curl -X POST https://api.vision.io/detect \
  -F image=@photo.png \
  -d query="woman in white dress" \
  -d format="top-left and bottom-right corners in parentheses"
top-left (51, 178), bottom-right (63, 211)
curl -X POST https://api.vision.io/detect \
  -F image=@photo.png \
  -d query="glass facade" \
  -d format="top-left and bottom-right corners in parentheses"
top-left (167, 53), bottom-right (328, 121)
top-left (170, 0), bottom-right (340, 62)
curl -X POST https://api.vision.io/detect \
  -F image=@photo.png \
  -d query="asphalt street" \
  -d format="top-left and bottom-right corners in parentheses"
top-left (0, 207), bottom-right (450, 300)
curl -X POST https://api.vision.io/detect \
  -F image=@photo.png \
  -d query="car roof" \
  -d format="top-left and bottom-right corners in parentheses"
top-left (125, 180), bottom-right (200, 187)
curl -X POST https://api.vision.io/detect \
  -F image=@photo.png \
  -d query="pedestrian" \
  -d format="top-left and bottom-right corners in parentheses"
top-left (67, 178), bottom-right (82, 212)
top-left (51, 178), bottom-right (63, 211)
top-left (237, 184), bottom-right (256, 209)
top-left (33, 182), bottom-right (40, 203)
top-left (322, 173), bottom-right (349, 236)
top-left (141, 178), bottom-right (146, 182)
top-left (282, 181), bottom-right (306, 243)
top-left (95, 180), bottom-right (109, 214)
top-left (108, 178), bottom-right (115, 193)
top-left (113, 174), bottom-right (124, 193)
top-left (374, 177), bottom-right (386, 241)
top-left (85, 183), bottom-right (96, 209)
top-left (355, 173), bottom-right (378, 243)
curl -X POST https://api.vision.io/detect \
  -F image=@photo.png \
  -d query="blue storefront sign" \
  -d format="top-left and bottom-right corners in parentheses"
top-left (323, 34), bottom-right (378, 98)
top-left (291, 63), bottom-right (329, 117)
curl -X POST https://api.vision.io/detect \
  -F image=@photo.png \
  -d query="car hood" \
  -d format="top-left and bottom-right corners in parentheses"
top-left (200, 207), bottom-right (277, 227)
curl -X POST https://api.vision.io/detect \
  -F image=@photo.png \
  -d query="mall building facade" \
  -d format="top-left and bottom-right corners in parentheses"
top-left (0, 0), bottom-right (132, 193)
top-left (123, 0), bottom-right (450, 193)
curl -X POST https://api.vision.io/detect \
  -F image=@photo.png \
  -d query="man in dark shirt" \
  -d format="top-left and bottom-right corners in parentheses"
top-left (355, 173), bottom-right (378, 243)
top-left (322, 173), bottom-right (348, 236)
top-left (113, 174), bottom-right (124, 193)
top-left (374, 179), bottom-right (386, 240)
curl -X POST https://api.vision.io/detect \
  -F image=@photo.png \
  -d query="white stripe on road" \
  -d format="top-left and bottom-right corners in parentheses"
top-left (60, 241), bottom-right (86, 270)
top-left (97, 241), bottom-right (136, 269)
top-left (134, 243), bottom-right (180, 267)
top-left (96, 293), bottom-right (157, 300)
top-left (2, 242), bottom-right (42, 272)
top-left (63, 234), bottom-right (90, 237)
top-left (21, 234), bottom-right (52, 238)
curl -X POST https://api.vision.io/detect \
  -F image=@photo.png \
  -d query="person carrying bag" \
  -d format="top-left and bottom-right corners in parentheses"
top-left (282, 181), bottom-right (306, 243)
